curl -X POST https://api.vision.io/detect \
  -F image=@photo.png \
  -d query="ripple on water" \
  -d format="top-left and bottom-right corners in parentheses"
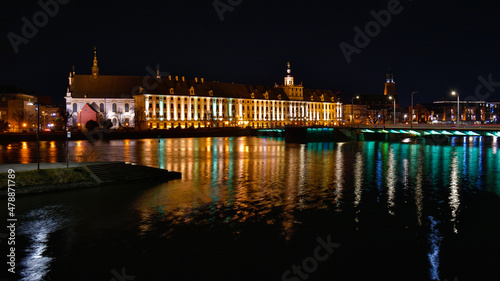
top-left (18, 205), bottom-right (73, 281)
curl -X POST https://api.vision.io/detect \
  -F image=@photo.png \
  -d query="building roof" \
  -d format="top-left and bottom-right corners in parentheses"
top-left (417, 102), bottom-right (447, 111)
top-left (81, 103), bottom-right (99, 113)
top-left (70, 75), bottom-right (340, 102)
top-left (358, 94), bottom-right (396, 105)
top-left (71, 75), bottom-right (143, 98)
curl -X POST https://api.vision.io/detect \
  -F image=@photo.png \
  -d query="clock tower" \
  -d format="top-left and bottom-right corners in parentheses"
top-left (281, 62), bottom-right (304, 101)
top-left (384, 68), bottom-right (395, 97)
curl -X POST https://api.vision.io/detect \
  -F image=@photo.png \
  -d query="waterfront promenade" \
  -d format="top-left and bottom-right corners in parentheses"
top-left (0, 161), bottom-right (118, 173)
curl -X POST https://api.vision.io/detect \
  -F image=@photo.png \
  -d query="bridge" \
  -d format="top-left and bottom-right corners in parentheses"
top-left (257, 125), bottom-right (500, 143)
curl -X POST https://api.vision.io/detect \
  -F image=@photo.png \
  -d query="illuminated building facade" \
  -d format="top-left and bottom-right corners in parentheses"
top-left (0, 86), bottom-right (38, 132)
top-left (134, 63), bottom-right (342, 129)
top-left (65, 48), bottom-right (135, 129)
top-left (65, 50), bottom-right (342, 129)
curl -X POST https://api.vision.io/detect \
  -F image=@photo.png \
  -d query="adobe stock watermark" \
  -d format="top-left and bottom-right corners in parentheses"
top-left (282, 234), bottom-right (340, 281)
top-left (110, 267), bottom-right (135, 281)
top-left (466, 73), bottom-right (500, 104)
top-left (7, 0), bottom-right (71, 54)
top-left (213, 0), bottom-right (243, 22)
top-left (339, 0), bottom-right (410, 64)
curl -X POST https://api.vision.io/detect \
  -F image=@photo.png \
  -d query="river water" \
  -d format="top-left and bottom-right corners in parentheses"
top-left (1, 137), bottom-right (500, 281)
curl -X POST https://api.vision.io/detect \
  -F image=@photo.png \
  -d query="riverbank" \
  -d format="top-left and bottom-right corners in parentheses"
top-left (0, 127), bottom-right (255, 142)
top-left (0, 166), bottom-right (99, 198)
top-left (0, 162), bottom-right (182, 198)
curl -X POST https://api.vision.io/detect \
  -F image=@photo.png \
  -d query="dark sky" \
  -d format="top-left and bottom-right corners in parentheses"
top-left (2, 0), bottom-right (500, 106)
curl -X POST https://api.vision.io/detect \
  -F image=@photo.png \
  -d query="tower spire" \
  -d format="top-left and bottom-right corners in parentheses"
top-left (384, 67), bottom-right (396, 96)
top-left (280, 61), bottom-right (303, 101)
top-left (92, 46), bottom-right (99, 79)
top-left (284, 62), bottom-right (294, 86)
top-left (386, 67), bottom-right (393, 83)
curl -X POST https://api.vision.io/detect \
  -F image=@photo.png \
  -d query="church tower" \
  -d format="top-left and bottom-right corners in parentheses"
top-left (92, 46), bottom-right (99, 79)
top-left (281, 62), bottom-right (303, 101)
top-left (384, 68), bottom-right (395, 97)
top-left (284, 62), bottom-right (294, 86)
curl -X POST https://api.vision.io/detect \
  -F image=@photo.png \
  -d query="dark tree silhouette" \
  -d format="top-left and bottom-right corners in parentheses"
top-left (0, 120), bottom-right (9, 132)
top-left (12, 109), bottom-right (35, 131)
top-left (85, 120), bottom-right (100, 131)
top-left (133, 106), bottom-right (146, 131)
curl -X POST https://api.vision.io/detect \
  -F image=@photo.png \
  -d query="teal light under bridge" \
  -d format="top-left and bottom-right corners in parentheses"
top-left (306, 128), bottom-right (334, 132)
top-left (466, 131), bottom-right (480, 136)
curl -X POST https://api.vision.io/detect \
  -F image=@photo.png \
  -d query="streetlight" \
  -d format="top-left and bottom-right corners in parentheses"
top-left (27, 102), bottom-right (40, 170)
top-left (411, 91), bottom-right (418, 129)
top-left (351, 96), bottom-right (359, 128)
top-left (389, 96), bottom-right (396, 125)
top-left (451, 91), bottom-right (460, 126)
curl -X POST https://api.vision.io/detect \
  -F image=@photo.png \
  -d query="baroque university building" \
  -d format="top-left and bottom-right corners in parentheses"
top-left (66, 51), bottom-right (343, 130)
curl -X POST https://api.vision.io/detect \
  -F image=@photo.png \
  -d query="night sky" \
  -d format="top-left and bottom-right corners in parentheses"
top-left (2, 0), bottom-right (499, 106)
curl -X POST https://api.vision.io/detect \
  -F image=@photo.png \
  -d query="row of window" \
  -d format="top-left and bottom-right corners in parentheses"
top-left (72, 103), bottom-right (130, 113)
top-left (148, 111), bottom-right (336, 120)
top-left (147, 103), bottom-right (336, 114)
top-left (146, 97), bottom-right (336, 109)
top-left (147, 102), bottom-right (337, 111)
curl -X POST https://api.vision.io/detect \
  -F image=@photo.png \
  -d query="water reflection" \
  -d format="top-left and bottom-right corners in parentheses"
top-left (428, 216), bottom-right (443, 281)
top-left (353, 151), bottom-right (363, 226)
top-left (128, 138), bottom-right (495, 241)
top-left (387, 145), bottom-right (396, 215)
top-left (18, 205), bottom-right (72, 281)
top-left (415, 151), bottom-right (424, 227)
top-left (449, 150), bottom-right (460, 234)
top-left (334, 143), bottom-right (344, 210)
top-left (7, 137), bottom-right (500, 281)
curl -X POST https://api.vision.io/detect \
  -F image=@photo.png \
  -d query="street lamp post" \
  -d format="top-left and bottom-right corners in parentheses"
top-left (411, 91), bottom-right (418, 129)
top-left (36, 102), bottom-right (40, 170)
top-left (27, 102), bottom-right (40, 169)
top-left (389, 96), bottom-right (396, 125)
top-left (451, 91), bottom-right (460, 126)
top-left (351, 96), bottom-right (359, 128)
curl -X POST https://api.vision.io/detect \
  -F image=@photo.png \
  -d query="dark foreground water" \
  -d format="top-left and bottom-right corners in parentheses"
top-left (2, 137), bottom-right (500, 281)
